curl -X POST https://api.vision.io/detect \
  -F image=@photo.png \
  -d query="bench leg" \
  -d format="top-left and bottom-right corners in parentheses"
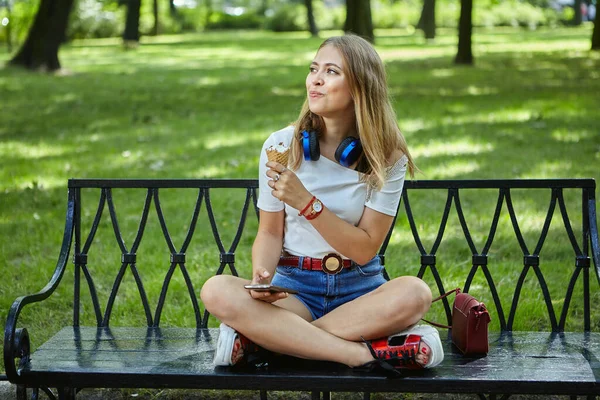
top-left (363, 392), bottom-right (371, 400)
top-left (57, 387), bottom-right (75, 400)
top-left (16, 385), bottom-right (26, 400)
top-left (260, 389), bottom-right (268, 400)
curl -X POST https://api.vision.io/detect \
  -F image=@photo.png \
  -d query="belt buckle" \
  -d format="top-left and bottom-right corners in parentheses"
top-left (322, 253), bottom-right (343, 274)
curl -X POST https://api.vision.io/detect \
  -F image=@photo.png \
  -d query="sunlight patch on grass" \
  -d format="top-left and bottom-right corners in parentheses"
top-left (0, 140), bottom-right (69, 159)
top-left (379, 47), bottom-right (454, 61)
top-left (179, 76), bottom-right (223, 87)
top-left (400, 118), bottom-right (431, 133)
top-left (522, 159), bottom-right (574, 178)
top-left (203, 131), bottom-right (266, 150)
top-left (271, 86), bottom-right (305, 97)
top-left (428, 160), bottom-right (480, 178)
top-left (191, 165), bottom-right (222, 178)
top-left (5, 175), bottom-right (68, 191)
top-left (551, 128), bottom-right (592, 143)
top-left (431, 68), bottom-right (456, 78)
top-left (412, 139), bottom-right (493, 159)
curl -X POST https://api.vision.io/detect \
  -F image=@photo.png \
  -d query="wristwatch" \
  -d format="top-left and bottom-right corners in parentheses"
top-left (304, 198), bottom-right (323, 220)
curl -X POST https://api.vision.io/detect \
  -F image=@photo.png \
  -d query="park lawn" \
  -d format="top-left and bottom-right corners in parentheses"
top-left (0, 26), bottom-right (599, 376)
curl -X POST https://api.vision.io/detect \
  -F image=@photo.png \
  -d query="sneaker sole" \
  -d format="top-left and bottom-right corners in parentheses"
top-left (405, 325), bottom-right (444, 368)
top-left (213, 323), bottom-right (237, 366)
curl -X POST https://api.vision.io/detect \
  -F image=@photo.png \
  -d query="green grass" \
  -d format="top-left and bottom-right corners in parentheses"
top-left (1, 26), bottom-right (599, 376)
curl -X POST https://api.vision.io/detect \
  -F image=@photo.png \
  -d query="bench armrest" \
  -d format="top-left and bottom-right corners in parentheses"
top-left (3, 191), bottom-right (75, 383)
top-left (589, 196), bottom-right (600, 288)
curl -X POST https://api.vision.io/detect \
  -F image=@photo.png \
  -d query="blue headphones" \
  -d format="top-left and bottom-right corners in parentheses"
top-left (302, 130), bottom-right (363, 168)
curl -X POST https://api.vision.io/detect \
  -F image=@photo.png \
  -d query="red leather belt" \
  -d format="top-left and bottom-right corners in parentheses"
top-left (279, 253), bottom-right (353, 274)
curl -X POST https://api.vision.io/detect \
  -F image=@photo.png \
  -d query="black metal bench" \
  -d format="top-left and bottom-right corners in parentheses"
top-left (4, 178), bottom-right (600, 400)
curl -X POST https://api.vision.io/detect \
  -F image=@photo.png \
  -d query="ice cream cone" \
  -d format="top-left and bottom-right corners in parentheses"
top-left (266, 142), bottom-right (290, 166)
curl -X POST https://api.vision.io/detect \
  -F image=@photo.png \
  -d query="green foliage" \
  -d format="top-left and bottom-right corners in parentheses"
top-left (480, 0), bottom-right (548, 28)
top-left (373, 0), bottom-right (423, 29)
top-left (68, 0), bottom-right (123, 39)
top-left (205, 10), bottom-right (263, 30)
top-left (0, 0), bottom-right (37, 43)
top-left (0, 0), bottom-right (577, 43)
top-left (263, 3), bottom-right (307, 31)
top-left (312, 1), bottom-right (346, 30)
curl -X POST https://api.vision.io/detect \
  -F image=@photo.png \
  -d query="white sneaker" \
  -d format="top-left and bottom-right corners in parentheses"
top-left (213, 323), bottom-right (259, 367)
top-left (213, 323), bottom-right (237, 366)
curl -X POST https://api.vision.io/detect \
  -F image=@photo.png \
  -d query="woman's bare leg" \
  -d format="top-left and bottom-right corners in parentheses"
top-left (201, 274), bottom-right (432, 367)
top-left (311, 276), bottom-right (433, 340)
top-left (201, 274), bottom-right (373, 367)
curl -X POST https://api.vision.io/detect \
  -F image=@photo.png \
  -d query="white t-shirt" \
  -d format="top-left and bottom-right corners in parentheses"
top-left (257, 126), bottom-right (407, 260)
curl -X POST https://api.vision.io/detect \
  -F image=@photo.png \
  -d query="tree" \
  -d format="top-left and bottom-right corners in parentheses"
top-left (305, 0), bottom-right (319, 37)
top-left (455, 0), bottom-right (473, 65)
top-left (4, 0), bottom-right (13, 52)
top-left (593, 3), bottom-right (600, 50)
top-left (416, 0), bottom-right (436, 40)
top-left (152, 0), bottom-right (159, 35)
top-left (8, 0), bottom-right (74, 71)
top-left (123, 0), bottom-right (142, 45)
top-left (573, 0), bottom-right (582, 25)
top-left (344, 0), bottom-right (374, 42)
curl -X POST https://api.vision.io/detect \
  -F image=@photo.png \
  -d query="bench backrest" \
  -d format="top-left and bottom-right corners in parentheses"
top-left (62, 179), bottom-right (599, 332)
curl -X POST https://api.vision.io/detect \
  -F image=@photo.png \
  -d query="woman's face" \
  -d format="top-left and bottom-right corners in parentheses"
top-left (306, 45), bottom-right (354, 119)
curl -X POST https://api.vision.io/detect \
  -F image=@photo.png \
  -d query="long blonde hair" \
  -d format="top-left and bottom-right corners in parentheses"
top-left (288, 35), bottom-right (416, 190)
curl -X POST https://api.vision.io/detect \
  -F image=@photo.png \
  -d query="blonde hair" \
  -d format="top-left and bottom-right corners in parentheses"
top-left (288, 35), bottom-right (416, 190)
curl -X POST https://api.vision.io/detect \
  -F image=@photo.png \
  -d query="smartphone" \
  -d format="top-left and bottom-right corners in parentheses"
top-left (244, 284), bottom-right (298, 294)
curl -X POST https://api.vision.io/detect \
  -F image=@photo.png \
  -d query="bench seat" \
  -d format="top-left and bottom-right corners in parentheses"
top-left (23, 327), bottom-right (600, 396)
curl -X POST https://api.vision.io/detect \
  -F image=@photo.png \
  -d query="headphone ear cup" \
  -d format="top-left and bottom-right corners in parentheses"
top-left (308, 131), bottom-right (320, 161)
top-left (335, 137), bottom-right (362, 167)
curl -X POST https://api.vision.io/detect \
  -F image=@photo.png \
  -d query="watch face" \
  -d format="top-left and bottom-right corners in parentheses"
top-left (312, 200), bottom-right (323, 212)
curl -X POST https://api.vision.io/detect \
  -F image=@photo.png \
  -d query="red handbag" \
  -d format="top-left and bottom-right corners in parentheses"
top-left (424, 288), bottom-right (491, 356)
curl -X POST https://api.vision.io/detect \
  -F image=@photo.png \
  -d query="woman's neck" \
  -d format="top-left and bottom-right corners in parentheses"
top-left (321, 115), bottom-right (356, 146)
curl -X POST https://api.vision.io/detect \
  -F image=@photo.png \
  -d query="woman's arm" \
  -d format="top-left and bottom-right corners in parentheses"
top-left (251, 209), bottom-right (285, 282)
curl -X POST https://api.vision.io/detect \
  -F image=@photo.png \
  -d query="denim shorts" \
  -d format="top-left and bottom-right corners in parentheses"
top-left (270, 256), bottom-right (387, 320)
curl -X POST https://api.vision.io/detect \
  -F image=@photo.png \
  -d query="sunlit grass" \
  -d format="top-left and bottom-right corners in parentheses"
top-left (0, 26), bottom-right (599, 375)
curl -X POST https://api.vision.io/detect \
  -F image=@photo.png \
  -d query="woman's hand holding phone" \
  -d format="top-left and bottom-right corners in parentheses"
top-left (248, 266), bottom-right (290, 303)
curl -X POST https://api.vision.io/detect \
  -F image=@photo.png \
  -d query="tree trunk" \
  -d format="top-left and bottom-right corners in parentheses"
top-left (592, 4), bottom-right (600, 50)
top-left (573, 0), bottom-right (582, 25)
top-left (169, 0), bottom-right (177, 16)
top-left (344, 0), bottom-right (374, 43)
top-left (304, 0), bottom-right (319, 37)
top-left (123, 0), bottom-right (142, 44)
top-left (417, 0), bottom-right (436, 39)
top-left (8, 0), bottom-right (74, 71)
top-left (455, 0), bottom-right (473, 65)
top-left (205, 0), bottom-right (213, 29)
top-left (5, 0), bottom-right (13, 52)
top-left (152, 0), bottom-right (159, 35)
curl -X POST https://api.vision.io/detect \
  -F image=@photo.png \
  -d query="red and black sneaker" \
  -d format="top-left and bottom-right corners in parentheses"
top-left (213, 323), bottom-right (261, 367)
top-left (361, 325), bottom-right (444, 376)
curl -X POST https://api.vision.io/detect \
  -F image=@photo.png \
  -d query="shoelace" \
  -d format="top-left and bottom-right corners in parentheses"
top-left (376, 348), bottom-right (418, 366)
top-left (360, 336), bottom-right (403, 377)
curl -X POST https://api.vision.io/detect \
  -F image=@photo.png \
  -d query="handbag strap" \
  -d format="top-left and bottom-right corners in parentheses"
top-left (421, 288), bottom-right (461, 330)
top-left (431, 287), bottom-right (460, 303)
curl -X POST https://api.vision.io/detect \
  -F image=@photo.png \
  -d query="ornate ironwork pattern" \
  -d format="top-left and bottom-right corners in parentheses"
top-left (394, 180), bottom-right (598, 332)
top-left (67, 179), bottom-right (599, 332)
top-left (69, 180), bottom-right (262, 329)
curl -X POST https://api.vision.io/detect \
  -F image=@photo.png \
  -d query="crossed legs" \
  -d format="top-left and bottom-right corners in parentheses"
top-left (200, 274), bottom-right (432, 367)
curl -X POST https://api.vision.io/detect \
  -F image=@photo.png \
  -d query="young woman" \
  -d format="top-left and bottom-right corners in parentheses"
top-left (200, 35), bottom-right (443, 372)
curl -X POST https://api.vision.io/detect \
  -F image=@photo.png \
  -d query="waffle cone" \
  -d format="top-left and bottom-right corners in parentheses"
top-left (266, 148), bottom-right (290, 166)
